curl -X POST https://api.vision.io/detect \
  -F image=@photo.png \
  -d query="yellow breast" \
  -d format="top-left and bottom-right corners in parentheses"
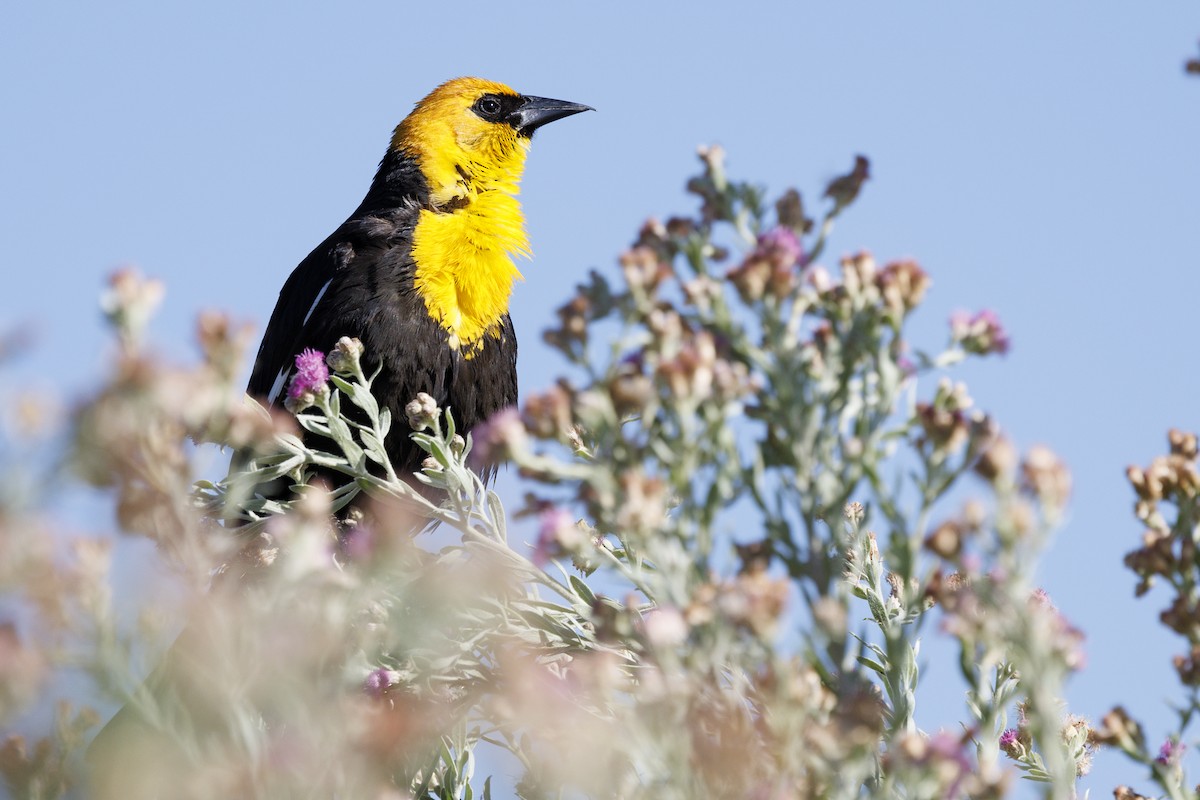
top-left (410, 190), bottom-right (528, 356)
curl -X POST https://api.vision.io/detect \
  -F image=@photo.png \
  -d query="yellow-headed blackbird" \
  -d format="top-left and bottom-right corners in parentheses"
top-left (247, 77), bottom-right (590, 480)
top-left (87, 79), bottom-right (591, 795)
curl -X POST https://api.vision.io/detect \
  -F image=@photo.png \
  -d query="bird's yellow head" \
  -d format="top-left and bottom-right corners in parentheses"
top-left (391, 77), bottom-right (590, 208)
top-left (393, 78), bottom-right (591, 356)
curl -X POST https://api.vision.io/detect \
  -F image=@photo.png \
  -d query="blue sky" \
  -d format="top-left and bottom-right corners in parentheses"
top-left (3, 1), bottom-right (1199, 794)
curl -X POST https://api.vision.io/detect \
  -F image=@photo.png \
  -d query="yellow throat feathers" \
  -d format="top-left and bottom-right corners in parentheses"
top-left (392, 78), bottom-right (531, 357)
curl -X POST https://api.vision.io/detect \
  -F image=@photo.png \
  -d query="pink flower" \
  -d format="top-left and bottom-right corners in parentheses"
top-left (289, 349), bottom-right (329, 399)
top-left (756, 227), bottom-right (803, 269)
top-left (363, 667), bottom-right (399, 698)
top-left (1156, 738), bottom-right (1185, 766)
top-left (726, 227), bottom-right (804, 302)
top-left (285, 349), bottom-right (330, 412)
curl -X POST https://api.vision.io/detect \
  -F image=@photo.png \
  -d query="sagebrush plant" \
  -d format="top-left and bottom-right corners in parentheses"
top-left (0, 148), bottom-right (1190, 799)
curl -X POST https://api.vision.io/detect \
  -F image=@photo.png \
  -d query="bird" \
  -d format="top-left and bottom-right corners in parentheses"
top-left (245, 77), bottom-right (591, 488)
top-left (87, 79), bottom-right (591, 796)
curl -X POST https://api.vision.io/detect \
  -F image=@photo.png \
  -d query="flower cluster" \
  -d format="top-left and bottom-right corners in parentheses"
top-left (950, 308), bottom-right (1011, 356)
top-left (0, 148), bottom-right (1142, 799)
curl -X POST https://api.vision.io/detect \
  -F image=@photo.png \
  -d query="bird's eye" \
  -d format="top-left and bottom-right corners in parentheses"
top-left (474, 96), bottom-right (503, 119)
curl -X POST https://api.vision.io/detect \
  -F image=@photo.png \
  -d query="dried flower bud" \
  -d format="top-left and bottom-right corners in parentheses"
top-left (876, 259), bottom-right (930, 321)
top-left (1169, 428), bottom-right (1199, 459)
top-left (100, 267), bottom-right (166, 349)
top-left (655, 330), bottom-right (718, 402)
top-left (841, 252), bottom-right (879, 303)
top-left (697, 143), bottom-right (726, 177)
top-left (976, 435), bottom-right (1018, 484)
top-left (725, 227), bottom-right (803, 303)
top-left (917, 402), bottom-right (970, 455)
top-left (404, 392), bottom-right (439, 431)
top-left (924, 520), bottom-right (964, 559)
top-left (844, 502), bottom-right (865, 526)
top-left (545, 293), bottom-right (592, 354)
top-left (646, 307), bottom-right (685, 345)
top-left (1175, 646), bottom-right (1200, 686)
top-left (326, 336), bottom-right (364, 374)
top-left (775, 188), bottom-right (812, 234)
top-left (1126, 465), bottom-right (1152, 499)
top-left (632, 217), bottom-right (670, 254)
top-left (196, 310), bottom-right (253, 380)
top-left (522, 382), bottom-right (574, 440)
top-left (824, 154), bottom-right (870, 212)
top-left (1123, 529), bottom-right (1175, 596)
top-left (681, 275), bottom-right (722, 313)
top-left (620, 246), bottom-right (671, 295)
top-left (711, 357), bottom-right (753, 402)
top-left (950, 309), bottom-right (1010, 356)
top-left (608, 359), bottom-right (654, 417)
top-left (1160, 594), bottom-right (1200, 637)
top-left (1091, 706), bottom-right (1144, 750)
top-left (725, 256), bottom-right (770, 303)
top-left (664, 216), bottom-right (694, 240)
top-left (1021, 446), bottom-right (1072, 508)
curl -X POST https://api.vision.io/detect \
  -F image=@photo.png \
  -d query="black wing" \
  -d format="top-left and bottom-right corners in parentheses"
top-left (246, 204), bottom-right (518, 480)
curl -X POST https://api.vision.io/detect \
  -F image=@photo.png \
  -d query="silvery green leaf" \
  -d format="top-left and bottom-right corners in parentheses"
top-left (486, 491), bottom-right (506, 542)
top-left (569, 576), bottom-right (595, 605)
top-left (856, 655), bottom-right (886, 676)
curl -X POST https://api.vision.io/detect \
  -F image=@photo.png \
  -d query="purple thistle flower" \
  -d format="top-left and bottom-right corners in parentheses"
top-left (288, 349), bottom-right (329, 400)
top-left (726, 227), bottom-right (805, 302)
top-left (1156, 738), bottom-right (1185, 766)
top-left (363, 667), bottom-right (399, 699)
top-left (284, 348), bottom-right (330, 412)
top-left (999, 728), bottom-right (1019, 748)
top-left (756, 226), bottom-right (803, 269)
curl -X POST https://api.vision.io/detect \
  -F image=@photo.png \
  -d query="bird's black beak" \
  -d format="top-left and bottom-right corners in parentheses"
top-left (509, 96), bottom-right (593, 137)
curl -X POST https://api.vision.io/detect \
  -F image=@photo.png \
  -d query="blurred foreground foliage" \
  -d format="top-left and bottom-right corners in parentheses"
top-left (0, 150), bottom-right (1194, 799)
